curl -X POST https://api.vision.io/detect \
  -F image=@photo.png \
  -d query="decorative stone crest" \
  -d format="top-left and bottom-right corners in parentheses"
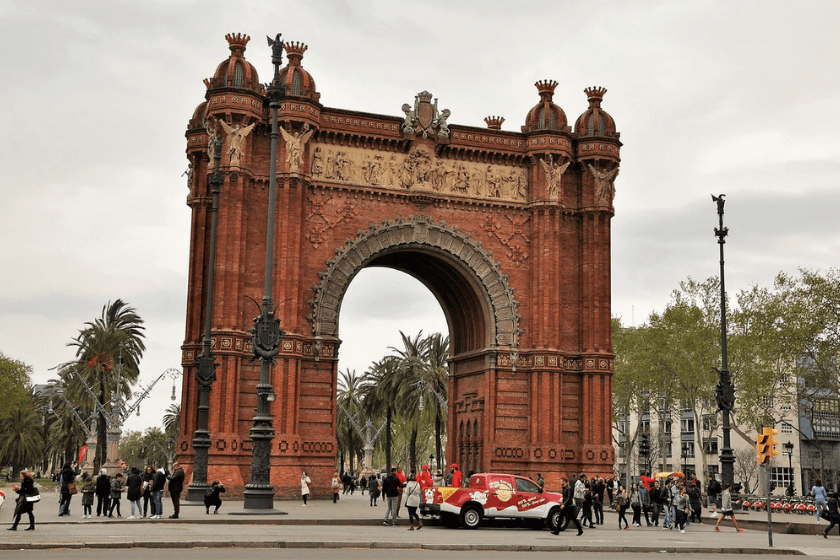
top-left (401, 91), bottom-right (450, 139)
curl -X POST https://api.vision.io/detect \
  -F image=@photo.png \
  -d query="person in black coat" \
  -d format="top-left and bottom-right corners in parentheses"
top-left (95, 470), bottom-right (111, 517)
top-left (203, 481), bottom-right (226, 514)
top-left (551, 477), bottom-right (583, 536)
top-left (167, 462), bottom-right (185, 519)
top-left (58, 463), bottom-right (75, 516)
top-left (7, 470), bottom-right (37, 531)
top-left (126, 467), bottom-right (143, 518)
top-left (142, 466), bottom-right (155, 517)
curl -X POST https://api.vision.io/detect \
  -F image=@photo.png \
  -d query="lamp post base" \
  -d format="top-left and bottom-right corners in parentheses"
top-left (185, 483), bottom-right (211, 503)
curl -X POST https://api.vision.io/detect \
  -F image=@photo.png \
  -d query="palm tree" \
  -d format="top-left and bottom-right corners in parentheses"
top-left (0, 401), bottom-right (45, 473)
top-left (360, 356), bottom-right (401, 470)
top-left (423, 333), bottom-right (449, 469)
top-left (390, 331), bottom-right (429, 473)
top-left (163, 403), bottom-right (181, 441)
top-left (337, 369), bottom-right (363, 475)
top-left (65, 299), bottom-right (146, 472)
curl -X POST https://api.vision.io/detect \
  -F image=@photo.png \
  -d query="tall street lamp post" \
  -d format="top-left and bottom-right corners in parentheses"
top-left (783, 441), bottom-right (795, 495)
top-left (186, 137), bottom-right (222, 502)
top-left (712, 194), bottom-right (735, 490)
top-left (241, 33), bottom-right (285, 512)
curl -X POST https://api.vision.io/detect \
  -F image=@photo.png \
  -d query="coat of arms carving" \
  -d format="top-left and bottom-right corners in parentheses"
top-left (401, 91), bottom-right (450, 139)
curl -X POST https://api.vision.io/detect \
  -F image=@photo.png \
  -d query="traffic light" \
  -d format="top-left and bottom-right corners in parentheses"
top-left (639, 434), bottom-right (649, 457)
top-left (756, 427), bottom-right (780, 465)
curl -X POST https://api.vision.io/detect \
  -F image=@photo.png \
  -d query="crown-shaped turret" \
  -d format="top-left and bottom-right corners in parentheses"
top-left (226, 33), bottom-right (250, 56)
top-left (522, 79), bottom-right (568, 133)
top-left (484, 116), bottom-right (505, 130)
top-left (277, 40), bottom-right (320, 103)
top-left (575, 86), bottom-right (617, 138)
top-left (535, 80), bottom-right (558, 102)
top-left (204, 32), bottom-right (264, 95)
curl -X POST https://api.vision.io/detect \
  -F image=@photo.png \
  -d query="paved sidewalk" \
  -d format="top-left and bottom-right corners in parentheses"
top-left (2, 488), bottom-right (838, 554)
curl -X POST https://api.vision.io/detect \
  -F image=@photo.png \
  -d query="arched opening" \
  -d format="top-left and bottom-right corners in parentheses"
top-left (336, 267), bottom-right (449, 477)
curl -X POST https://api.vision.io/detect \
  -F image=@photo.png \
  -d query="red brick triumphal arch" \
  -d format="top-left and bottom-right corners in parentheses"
top-left (179, 33), bottom-right (621, 496)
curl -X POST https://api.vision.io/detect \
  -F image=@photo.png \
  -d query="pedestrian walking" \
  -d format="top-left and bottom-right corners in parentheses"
top-left (687, 483), bottom-right (702, 523)
top-left (675, 485), bottom-right (690, 533)
top-left (7, 470), bottom-right (38, 531)
top-left (550, 477), bottom-right (583, 536)
top-left (382, 467), bottom-right (403, 526)
top-left (404, 474), bottom-right (423, 530)
top-left (713, 484), bottom-right (746, 533)
top-left (368, 473), bottom-right (380, 506)
top-left (616, 484), bottom-right (630, 529)
top-left (592, 477), bottom-right (605, 525)
top-left (707, 475), bottom-right (721, 517)
top-left (812, 479), bottom-right (828, 522)
top-left (301, 471), bottom-right (311, 506)
top-left (331, 472), bottom-right (341, 503)
top-left (57, 463), bottom-right (75, 517)
top-left (822, 493), bottom-right (840, 538)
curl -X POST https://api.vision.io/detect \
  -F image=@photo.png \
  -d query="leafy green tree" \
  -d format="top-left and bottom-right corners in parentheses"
top-left (163, 403), bottom-right (180, 443)
top-left (63, 299), bottom-right (146, 472)
top-left (0, 393), bottom-right (45, 474)
top-left (0, 353), bottom-right (31, 419)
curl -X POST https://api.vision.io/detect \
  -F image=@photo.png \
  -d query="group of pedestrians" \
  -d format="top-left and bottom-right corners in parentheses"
top-left (548, 471), bottom-right (748, 538)
top-left (6, 461), bottom-right (203, 531)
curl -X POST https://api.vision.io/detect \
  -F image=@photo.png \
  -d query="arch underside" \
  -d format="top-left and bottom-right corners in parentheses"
top-left (308, 215), bottom-right (522, 356)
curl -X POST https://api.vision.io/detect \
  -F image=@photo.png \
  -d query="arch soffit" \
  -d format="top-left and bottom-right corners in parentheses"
top-left (308, 215), bottom-right (521, 350)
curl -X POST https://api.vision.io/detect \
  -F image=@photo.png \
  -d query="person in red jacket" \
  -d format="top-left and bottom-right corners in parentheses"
top-left (640, 472), bottom-right (656, 492)
top-left (450, 464), bottom-right (462, 488)
top-left (417, 464), bottom-right (433, 490)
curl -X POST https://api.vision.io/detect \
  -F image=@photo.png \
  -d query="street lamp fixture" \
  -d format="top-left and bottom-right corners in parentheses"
top-left (711, 194), bottom-right (735, 490)
top-left (783, 440), bottom-right (795, 494)
top-left (240, 32), bottom-right (286, 513)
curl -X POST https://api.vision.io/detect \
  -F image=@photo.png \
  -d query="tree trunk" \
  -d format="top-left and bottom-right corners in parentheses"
top-left (385, 407), bottom-right (392, 471)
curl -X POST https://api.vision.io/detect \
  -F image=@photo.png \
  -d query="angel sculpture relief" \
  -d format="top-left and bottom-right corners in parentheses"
top-left (539, 154), bottom-right (571, 200)
top-left (280, 126), bottom-right (315, 172)
top-left (219, 119), bottom-right (257, 167)
top-left (588, 163), bottom-right (619, 205)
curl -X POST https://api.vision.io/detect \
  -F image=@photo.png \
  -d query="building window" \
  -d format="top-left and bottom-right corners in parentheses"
top-left (680, 418), bottom-right (695, 434)
top-left (234, 62), bottom-right (244, 87)
top-left (812, 399), bottom-right (840, 440)
top-left (781, 422), bottom-right (794, 434)
top-left (681, 442), bottom-right (695, 459)
top-left (702, 415), bottom-right (717, 432)
top-left (762, 396), bottom-right (774, 407)
top-left (770, 467), bottom-right (794, 489)
top-left (703, 438), bottom-right (719, 454)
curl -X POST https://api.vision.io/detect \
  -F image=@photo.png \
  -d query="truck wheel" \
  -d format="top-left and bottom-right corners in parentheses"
top-left (547, 506), bottom-right (562, 532)
top-left (460, 504), bottom-right (483, 529)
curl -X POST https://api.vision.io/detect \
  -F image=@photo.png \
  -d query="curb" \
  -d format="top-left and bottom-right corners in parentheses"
top-left (0, 540), bottom-right (805, 554)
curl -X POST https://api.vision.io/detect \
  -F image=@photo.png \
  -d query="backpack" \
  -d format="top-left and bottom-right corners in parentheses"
top-left (204, 486), bottom-right (216, 499)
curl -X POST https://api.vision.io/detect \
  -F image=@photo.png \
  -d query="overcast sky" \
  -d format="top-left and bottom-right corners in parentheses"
top-left (1, 1), bottom-right (838, 433)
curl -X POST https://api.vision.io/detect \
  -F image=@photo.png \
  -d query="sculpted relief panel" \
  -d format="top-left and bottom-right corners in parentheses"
top-left (309, 142), bottom-right (528, 203)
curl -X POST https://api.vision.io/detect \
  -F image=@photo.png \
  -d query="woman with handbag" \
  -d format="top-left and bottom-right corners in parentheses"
top-left (7, 470), bottom-right (37, 531)
top-left (58, 463), bottom-right (76, 517)
top-left (675, 485), bottom-right (690, 533)
top-left (300, 471), bottom-right (311, 506)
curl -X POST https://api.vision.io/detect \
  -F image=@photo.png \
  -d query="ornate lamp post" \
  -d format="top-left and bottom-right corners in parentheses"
top-left (783, 441), bottom-right (795, 494)
top-left (186, 137), bottom-right (222, 501)
top-left (712, 194), bottom-right (735, 490)
top-left (241, 33), bottom-right (285, 511)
